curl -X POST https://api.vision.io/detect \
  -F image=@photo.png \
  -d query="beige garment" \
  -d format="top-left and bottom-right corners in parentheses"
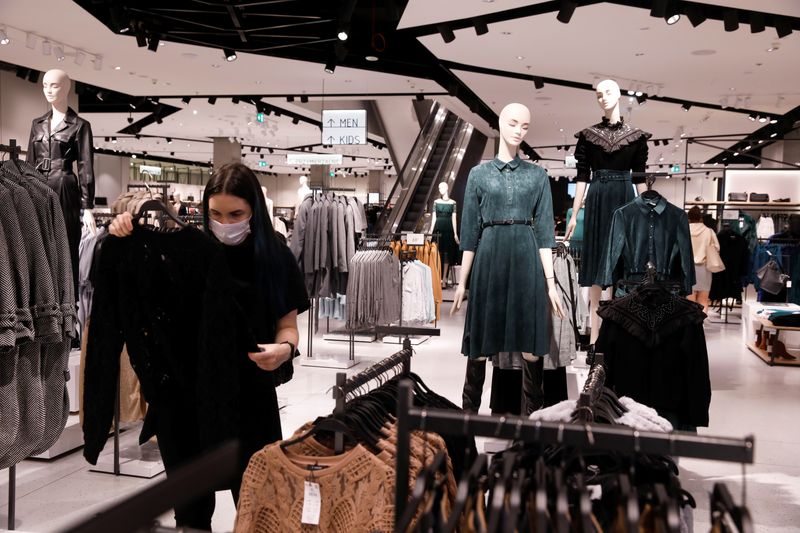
top-left (235, 443), bottom-right (396, 533)
top-left (80, 321), bottom-right (147, 424)
top-left (689, 223), bottom-right (720, 265)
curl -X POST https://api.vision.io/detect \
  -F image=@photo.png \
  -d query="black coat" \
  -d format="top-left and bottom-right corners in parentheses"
top-left (596, 285), bottom-right (711, 428)
top-left (83, 226), bottom-right (244, 465)
top-left (709, 229), bottom-right (749, 301)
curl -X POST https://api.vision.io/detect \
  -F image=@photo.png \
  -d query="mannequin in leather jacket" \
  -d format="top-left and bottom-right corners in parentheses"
top-left (27, 69), bottom-right (95, 300)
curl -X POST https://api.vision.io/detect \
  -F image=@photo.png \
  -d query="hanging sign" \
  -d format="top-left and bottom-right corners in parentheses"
top-left (406, 233), bottom-right (425, 246)
top-left (286, 153), bottom-right (343, 165)
top-left (322, 109), bottom-right (367, 145)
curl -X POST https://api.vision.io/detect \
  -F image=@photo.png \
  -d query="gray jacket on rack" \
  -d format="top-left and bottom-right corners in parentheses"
top-left (546, 250), bottom-right (587, 370)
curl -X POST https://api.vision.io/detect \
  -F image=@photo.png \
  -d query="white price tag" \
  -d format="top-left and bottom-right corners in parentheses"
top-left (302, 481), bottom-right (321, 525)
top-left (406, 233), bottom-right (425, 246)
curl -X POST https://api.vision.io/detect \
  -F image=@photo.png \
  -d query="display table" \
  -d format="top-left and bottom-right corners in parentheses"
top-left (748, 317), bottom-right (800, 367)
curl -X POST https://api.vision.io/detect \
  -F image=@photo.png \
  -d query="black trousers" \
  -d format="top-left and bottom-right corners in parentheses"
top-left (485, 360), bottom-right (569, 416)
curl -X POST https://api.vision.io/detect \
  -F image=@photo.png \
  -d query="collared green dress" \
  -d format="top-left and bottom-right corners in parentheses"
top-left (460, 156), bottom-right (556, 358)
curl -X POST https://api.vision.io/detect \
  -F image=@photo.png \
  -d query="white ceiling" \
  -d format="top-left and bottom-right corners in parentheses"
top-left (399, 0), bottom-right (800, 30)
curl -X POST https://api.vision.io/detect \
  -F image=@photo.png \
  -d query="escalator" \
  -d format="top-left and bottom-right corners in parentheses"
top-left (398, 113), bottom-right (459, 232)
top-left (378, 101), bottom-right (487, 235)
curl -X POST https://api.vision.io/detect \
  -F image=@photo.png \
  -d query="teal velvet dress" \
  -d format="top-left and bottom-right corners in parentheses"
top-left (433, 202), bottom-right (458, 264)
top-left (459, 156), bottom-right (556, 358)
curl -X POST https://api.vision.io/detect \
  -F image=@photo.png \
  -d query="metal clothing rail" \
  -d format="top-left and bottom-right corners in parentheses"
top-left (393, 380), bottom-right (755, 529)
top-left (331, 338), bottom-right (413, 453)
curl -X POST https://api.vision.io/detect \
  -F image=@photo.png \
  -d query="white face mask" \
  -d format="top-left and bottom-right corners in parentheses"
top-left (209, 217), bottom-right (251, 246)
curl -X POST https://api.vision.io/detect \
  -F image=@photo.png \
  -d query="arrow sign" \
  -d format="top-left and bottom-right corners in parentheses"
top-left (321, 109), bottom-right (367, 145)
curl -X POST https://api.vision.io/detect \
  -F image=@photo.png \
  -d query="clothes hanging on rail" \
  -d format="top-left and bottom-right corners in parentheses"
top-left (0, 157), bottom-right (76, 468)
top-left (548, 245), bottom-right (587, 369)
top-left (756, 214), bottom-right (775, 239)
top-left (598, 194), bottom-right (696, 295)
top-left (401, 260), bottom-right (436, 325)
top-left (709, 227), bottom-right (749, 302)
top-left (345, 249), bottom-right (401, 330)
top-left (596, 283), bottom-right (711, 429)
top-left (391, 240), bottom-right (443, 320)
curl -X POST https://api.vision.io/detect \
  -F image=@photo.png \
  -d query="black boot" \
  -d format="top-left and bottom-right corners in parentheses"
top-left (522, 357), bottom-right (544, 416)
top-left (462, 358), bottom-right (487, 412)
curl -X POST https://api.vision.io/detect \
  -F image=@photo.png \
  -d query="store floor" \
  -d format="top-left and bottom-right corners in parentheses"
top-left (2, 307), bottom-right (799, 532)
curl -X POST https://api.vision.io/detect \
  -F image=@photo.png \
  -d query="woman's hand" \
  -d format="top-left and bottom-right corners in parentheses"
top-left (248, 343), bottom-right (292, 371)
top-left (109, 212), bottom-right (134, 237)
top-left (455, 235), bottom-right (460, 245)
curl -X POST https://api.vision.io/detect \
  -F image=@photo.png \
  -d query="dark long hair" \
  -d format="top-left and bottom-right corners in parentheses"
top-left (202, 163), bottom-right (288, 318)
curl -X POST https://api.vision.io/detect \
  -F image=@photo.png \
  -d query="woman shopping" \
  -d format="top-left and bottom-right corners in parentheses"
top-left (100, 163), bottom-right (309, 529)
top-left (687, 206), bottom-right (724, 313)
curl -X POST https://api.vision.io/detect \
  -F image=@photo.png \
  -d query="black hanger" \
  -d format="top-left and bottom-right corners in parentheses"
top-left (552, 468), bottom-right (570, 533)
top-left (396, 450), bottom-right (447, 532)
top-left (533, 455), bottom-right (549, 533)
top-left (135, 199), bottom-right (188, 228)
top-left (504, 468), bottom-right (525, 533)
top-left (618, 472), bottom-right (639, 533)
top-left (279, 416), bottom-right (357, 452)
top-left (711, 483), bottom-right (753, 533)
top-left (443, 454), bottom-right (487, 533)
top-left (574, 473), bottom-right (595, 533)
top-left (654, 483), bottom-right (681, 533)
top-left (487, 451), bottom-right (516, 533)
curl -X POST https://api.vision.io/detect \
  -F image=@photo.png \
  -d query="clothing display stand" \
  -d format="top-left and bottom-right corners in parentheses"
top-left (1, 140), bottom-right (22, 530)
top-left (331, 338), bottom-right (413, 453)
top-left (393, 379), bottom-right (756, 528)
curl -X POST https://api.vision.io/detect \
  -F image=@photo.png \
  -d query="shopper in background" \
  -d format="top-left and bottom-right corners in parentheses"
top-left (687, 206), bottom-right (723, 314)
top-left (108, 163), bottom-right (309, 529)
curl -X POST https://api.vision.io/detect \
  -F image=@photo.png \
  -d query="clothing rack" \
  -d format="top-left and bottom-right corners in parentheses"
top-left (2, 140), bottom-right (22, 530)
top-left (331, 338), bottom-right (413, 453)
top-left (394, 379), bottom-right (755, 529)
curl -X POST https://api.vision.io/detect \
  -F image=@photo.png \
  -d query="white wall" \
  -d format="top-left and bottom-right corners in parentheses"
top-left (93, 153), bottom-right (129, 207)
top-left (375, 99), bottom-right (419, 171)
top-left (724, 169), bottom-right (800, 201)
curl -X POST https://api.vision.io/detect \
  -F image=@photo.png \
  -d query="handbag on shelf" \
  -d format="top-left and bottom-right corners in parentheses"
top-left (756, 259), bottom-right (789, 295)
top-left (728, 192), bottom-right (748, 202)
top-left (749, 192), bottom-right (770, 202)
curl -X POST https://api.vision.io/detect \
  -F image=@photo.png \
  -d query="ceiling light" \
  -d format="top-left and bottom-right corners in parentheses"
top-left (300, 95), bottom-right (309, 103)
top-left (775, 18), bottom-right (792, 38)
top-left (723, 10), bottom-right (739, 32)
top-left (42, 40), bottom-right (52, 55)
top-left (650, 0), bottom-right (667, 18)
top-left (337, 24), bottom-right (349, 41)
top-left (770, 118), bottom-right (778, 124)
top-left (73, 50), bottom-right (86, 66)
top-left (286, 96), bottom-right (295, 102)
top-left (135, 32), bottom-right (147, 48)
top-left (750, 12), bottom-right (765, 33)
top-left (292, 117), bottom-right (300, 125)
top-left (635, 90), bottom-right (643, 97)
top-left (474, 17), bottom-right (489, 36)
top-left (127, 115), bottom-right (134, 124)
top-left (666, 14), bottom-right (680, 25)
top-left (208, 96), bottom-right (217, 105)
top-left (437, 24), bottom-right (455, 43)
top-left (733, 151), bottom-right (740, 156)
top-left (748, 114), bottom-right (756, 121)
top-left (113, 65), bottom-right (121, 71)
top-left (556, 0), bottom-right (578, 24)
top-left (25, 32), bottom-right (36, 49)
top-left (770, 132), bottom-right (778, 138)
top-left (686, 5), bottom-right (706, 27)
top-left (365, 55), bottom-right (378, 62)
top-left (55, 46), bottom-right (65, 61)
top-left (93, 55), bottom-right (103, 71)
top-left (181, 96), bottom-right (191, 104)
top-left (192, 109), bottom-right (198, 115)
top-left (0, 27), bottom-right (9, 45)
top-left (232, 96), bottom-right (240, 104)
top-left (767, 46), bottom-right (776, 52)
top-left (167, 137), bottom-right (172, 144)
top-left (516, 55), bottom-right (525, 60)
top-left (224, 48), bottom-right (237, 62)
top-left (324, 59), bottom-right (337, 74)
top-left (104, 137), bottom-right (110, 142)
top-left (636, 94), bottom-right (648, 105)
top-left (147, 34), bottom-right (160, 52)
top-left (111, 137), bottom-right (117, 144)
top-left (681, 103), bottom-right (691, 112)
top-left (758, 116), bottom-right (768, 123)
top-left (532, 77), bottom-right (544, 89)
top-left (627, 89), bottom-right (635, 96)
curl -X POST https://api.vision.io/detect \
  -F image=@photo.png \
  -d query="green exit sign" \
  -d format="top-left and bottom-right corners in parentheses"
top-left (256, 113), bottom-right (265, 123)
top-left (670, 164), bottom-right (681, 173)
top-left (329, 170), bottom-right (335, 177)
top-left (258, 161), bottom-right (267, 167)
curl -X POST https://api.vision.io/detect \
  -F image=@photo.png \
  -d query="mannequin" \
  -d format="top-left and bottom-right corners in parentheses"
top-left (294, 176), bottom-right (311, 219)
top-left (565, 79), bottom-right (651, 344)
top-left (429, 182), bottom-right (459, 287)
top-left (28, 68), bottom-right (96, 300)
top-left (452, 102), bottom-right (564, 415)
top-left (261, 186), bottom-right (275, 220)
top-left (173, 192), bottom-right (188, 216)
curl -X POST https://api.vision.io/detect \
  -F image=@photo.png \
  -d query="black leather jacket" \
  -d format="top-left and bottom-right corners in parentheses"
top-left (27, 107), bottom-right (95, 209)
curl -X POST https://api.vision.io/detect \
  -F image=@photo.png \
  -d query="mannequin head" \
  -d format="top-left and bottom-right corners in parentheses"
top-left (498, 103), bottom-right (531, 148)
top-left (173, 192), bottom-right (182, 204)
top-left (438, 182), bottom-right (449, 198)
top-left (299, 175), bottom-right (308, 187)
top-left (42, 69), bottom-right (71, 109)
top-left (595, 79), bottom-right (621, 113)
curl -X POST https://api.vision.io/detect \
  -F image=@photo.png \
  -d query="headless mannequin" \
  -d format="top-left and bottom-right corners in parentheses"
top-left (452, 103), bottom-right (565, 414)
top-left (565, 80), bottom-right (647, 344)
top-left (261, 186), bottom-right (274, 220)
top-left (295, 176), bottom-right (311, 219)
top-left (430, 182), bottom-right (459, 286)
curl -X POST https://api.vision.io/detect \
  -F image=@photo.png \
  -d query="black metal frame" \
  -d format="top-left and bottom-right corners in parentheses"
top-left (393, 380), bottom-right (755, 529)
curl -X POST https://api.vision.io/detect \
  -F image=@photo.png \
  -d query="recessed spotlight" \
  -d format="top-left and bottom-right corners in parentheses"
top-left (193, 109), bottom-right (198, 115)
top-left (365, 55), bottom-right (378, 62)
top-left (767, 47), bottom-right (776, 52)
top-left (733, 151), bottom-right (739, 156)
top-left (666, 14), bottom-right (680, 25)
top-left (770, 132), bottom-right (777, 138)
top-left (224, 48), bottom-right (237, 62)
top-left (748, 114), bottom-right (757, 121)
top-left (516, 55), bottom-right (525, 60)
top-left (758, 116), bottom-right (768, 123)
top-left (770, 118), bottom-right (778, 124)
top-left (0, 27), bottom-right (10, 45)
top-left (501, 31), bottom-right (512, 35)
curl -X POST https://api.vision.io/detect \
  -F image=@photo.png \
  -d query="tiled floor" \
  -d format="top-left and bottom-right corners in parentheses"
top-left (2, 305), bottom-right (799, 532)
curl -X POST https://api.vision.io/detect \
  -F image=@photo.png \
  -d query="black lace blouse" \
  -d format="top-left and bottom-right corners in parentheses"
top-left (574, 117), bottom-right (652, 183)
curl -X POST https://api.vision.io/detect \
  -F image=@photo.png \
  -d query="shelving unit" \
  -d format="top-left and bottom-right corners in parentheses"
top-left (748, 316), bottom-right (800, 367)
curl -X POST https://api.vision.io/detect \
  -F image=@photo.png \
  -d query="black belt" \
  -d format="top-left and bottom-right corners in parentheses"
top-left (481, 219), bottom-right (533, 229)
top-left (37, 158), bottom-right (72, 173)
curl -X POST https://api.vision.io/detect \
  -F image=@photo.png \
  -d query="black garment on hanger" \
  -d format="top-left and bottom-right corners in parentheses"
top-left (709, 228), bottom-right (749, 302)
top-left (596, 285), bottom-right (711, 428)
